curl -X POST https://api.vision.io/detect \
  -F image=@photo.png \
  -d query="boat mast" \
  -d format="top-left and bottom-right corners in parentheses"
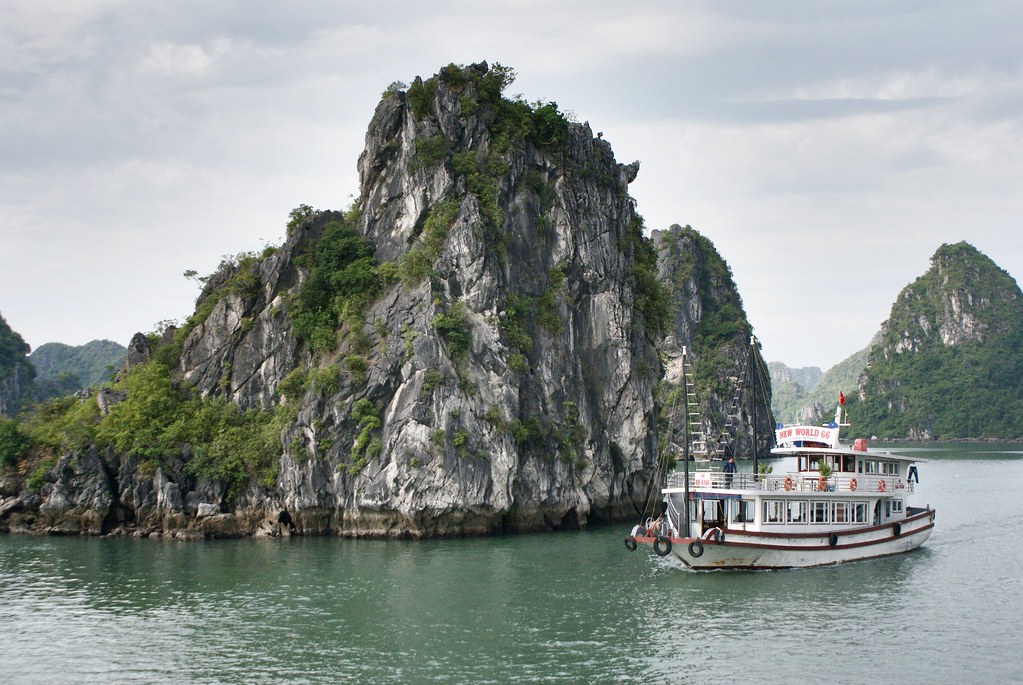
top-left (682, 346), bottom-right (692, 538)
top-left (751, 335), bottom-right (759, 476)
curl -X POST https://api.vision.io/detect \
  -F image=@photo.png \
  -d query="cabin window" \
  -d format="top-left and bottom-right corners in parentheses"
top-left (733, 500), bottom-right (756, 523)
top-left (865, 461), bottom-right (876, 474)
top-left (885, 499), bottom-right (891, 518)
top-left (700, 500), bottom-right (720, 521)
top-left (890, 462), bottom-right (900, 476)
top-left (857, 460), bottom-right (863, 474)
top-left (841, 455), bottom-right (854, 472)
top-left (787, 500), bottom-right (807, 524)
top-left (831, 501), bottom-right (849, 524)
top-left (809, 456), bottom-right (820, 471)
top-left (892, 499), bottom-right (904, 514)
top-left (764, 500), bottom-right (785, 524)
top-left (811, 501), bottom-right (829, 524)
top-left (852, 502), bottom-right (868, 523)
top-left (798, 456), bottom-right (806, 472)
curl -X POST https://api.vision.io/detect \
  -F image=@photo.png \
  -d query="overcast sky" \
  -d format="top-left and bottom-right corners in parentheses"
top-left (3, 0), bottom-right (1021, 370)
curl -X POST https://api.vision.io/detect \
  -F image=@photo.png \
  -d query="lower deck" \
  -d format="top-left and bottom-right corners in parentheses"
top-left (659, 486), bottom-right (917, 539)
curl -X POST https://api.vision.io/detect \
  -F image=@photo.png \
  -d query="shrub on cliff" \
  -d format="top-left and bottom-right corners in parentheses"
top-left (292, 217), bottom-right (391, 353)
top-left (0, 418), bottom-right (30, 469)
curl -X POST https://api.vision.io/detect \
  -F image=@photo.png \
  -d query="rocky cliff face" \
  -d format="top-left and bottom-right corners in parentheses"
top-left (849, 242), bottom-right (1023, 440)
top-left (3, 62), bottom-right (768, 537)
top-left (654, 225), bottom-right (773, 458)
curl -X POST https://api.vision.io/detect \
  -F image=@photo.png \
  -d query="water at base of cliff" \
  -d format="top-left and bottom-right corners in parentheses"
top-left (2, 443), bottom-right (1022, 684)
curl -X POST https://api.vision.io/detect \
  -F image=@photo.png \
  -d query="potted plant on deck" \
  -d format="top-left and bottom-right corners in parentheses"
top-left (818, 461), bottom-right (832, 491)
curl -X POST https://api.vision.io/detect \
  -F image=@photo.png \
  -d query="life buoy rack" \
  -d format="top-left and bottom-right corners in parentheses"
top-left (850, 478), bottom-right (858, 492)
top-left (784, 476), bottom-right (794, 491)
top-left (818, 476), bottom-right (827, 491)
top-left (624, 536), bottom-right (637, 551)
top-left (688, 540), bottom-right (705, 558)
top-left (878, 480), bottom-right (887, 493)
top-left (654, 536), bottom-right (672, 557)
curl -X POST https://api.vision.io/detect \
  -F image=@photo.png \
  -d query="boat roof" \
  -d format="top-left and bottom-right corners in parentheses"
top-left (773, 420), bottom-right (925, 463)
top-left (770, 445), bottom-right (925, 463)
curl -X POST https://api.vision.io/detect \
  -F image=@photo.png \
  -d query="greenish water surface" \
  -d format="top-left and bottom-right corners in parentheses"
top-left (2, 444), bottom-right (1021, 683)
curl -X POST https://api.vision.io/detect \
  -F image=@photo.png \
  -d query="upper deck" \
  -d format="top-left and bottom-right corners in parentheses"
top-left (665, 469), bottom-right (916, 496)
top-left (666, 422), bottom-right (921, 496)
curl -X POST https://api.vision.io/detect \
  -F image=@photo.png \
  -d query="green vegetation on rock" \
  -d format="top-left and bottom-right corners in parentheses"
top-left (292, 215), bottom-right (392, 353)
top-left (0, 417), bottom-right (31, 468)
top-left (11, 355), bottom-right (287, 494)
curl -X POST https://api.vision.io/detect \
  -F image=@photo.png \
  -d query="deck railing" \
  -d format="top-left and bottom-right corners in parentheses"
top-left (665, 471), bottom-right (915, 495)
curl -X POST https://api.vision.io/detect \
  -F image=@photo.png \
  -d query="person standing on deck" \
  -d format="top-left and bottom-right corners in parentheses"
top-left (723, 456), bottom-right (737, 488)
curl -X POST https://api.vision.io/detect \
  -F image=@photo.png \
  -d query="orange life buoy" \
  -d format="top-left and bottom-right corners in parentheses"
top-left (850, 478), bottom-right (858, 492)
top-left (784, 476), bottom-right (794, 491)
top-left (878, 480), bottom-right (887, 493)
top-left (818, 476), bottom-right (827, 491)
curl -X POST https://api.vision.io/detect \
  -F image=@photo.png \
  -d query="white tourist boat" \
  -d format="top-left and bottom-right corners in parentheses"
top-left (627, 343), bottom-right (935, 570)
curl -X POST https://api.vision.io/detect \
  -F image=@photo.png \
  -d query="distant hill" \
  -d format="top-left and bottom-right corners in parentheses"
top-left (846, 242), bottom-right (1023, 440)
top-left (797, 343), bottom-right (873, 425)
top-left (30, 340), bottom-right (125, 389)
top-left (768, 362), bottom-right (821, 423)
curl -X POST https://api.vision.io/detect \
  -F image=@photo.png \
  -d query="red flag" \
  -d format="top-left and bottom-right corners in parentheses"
top-left (839, 391), bottom-right (846, 405)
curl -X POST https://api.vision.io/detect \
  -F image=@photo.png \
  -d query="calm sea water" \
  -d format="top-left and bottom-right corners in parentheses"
top-left (2, 443), bottom-right (1022, 684)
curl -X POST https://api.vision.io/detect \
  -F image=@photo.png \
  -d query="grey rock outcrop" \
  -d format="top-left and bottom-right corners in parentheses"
top-left (244, 62), bottom-right (664, 535)
top-left (36, 448), bottom-right (114, 535)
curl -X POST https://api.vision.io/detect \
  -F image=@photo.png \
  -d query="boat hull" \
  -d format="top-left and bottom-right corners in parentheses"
top-left (636, 509), bottom-right (935, 570)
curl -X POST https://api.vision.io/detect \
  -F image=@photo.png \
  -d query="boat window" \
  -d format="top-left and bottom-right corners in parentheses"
top-left (892, 499), bottom-right (904, 514)
top-left (865, 461), bottom-right (876, 474)
top-left (852, 502), bottom-right (868, 524)
top-left (811, 501), bottom-right (829, 524)
top-left (809, 456), bottom-right (820, 471)
top-left (786, 500), bottom-right (807, 524)
top-left (733, 500), bottom-right (756, 523)
top-left (798, 455), bottom-right (806, 472)
top-left (842, 455), bottom-right (854, 472)
top-left (764, 500), bottom-right (785, 524)
top-left (831, 501), bottom-right (849, 524)
top-left (885, 499), bottom-right (891, 518)
top-left (890, 462), bottom-right (900, 476)
top-left (857, 460), bottom-right (863, 474)
top-left (701, 500), bottom-right (718, 520)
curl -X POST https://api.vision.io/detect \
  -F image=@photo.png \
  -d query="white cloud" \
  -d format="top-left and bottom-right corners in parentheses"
top-left (137, 40), bottom-right (231, 76)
